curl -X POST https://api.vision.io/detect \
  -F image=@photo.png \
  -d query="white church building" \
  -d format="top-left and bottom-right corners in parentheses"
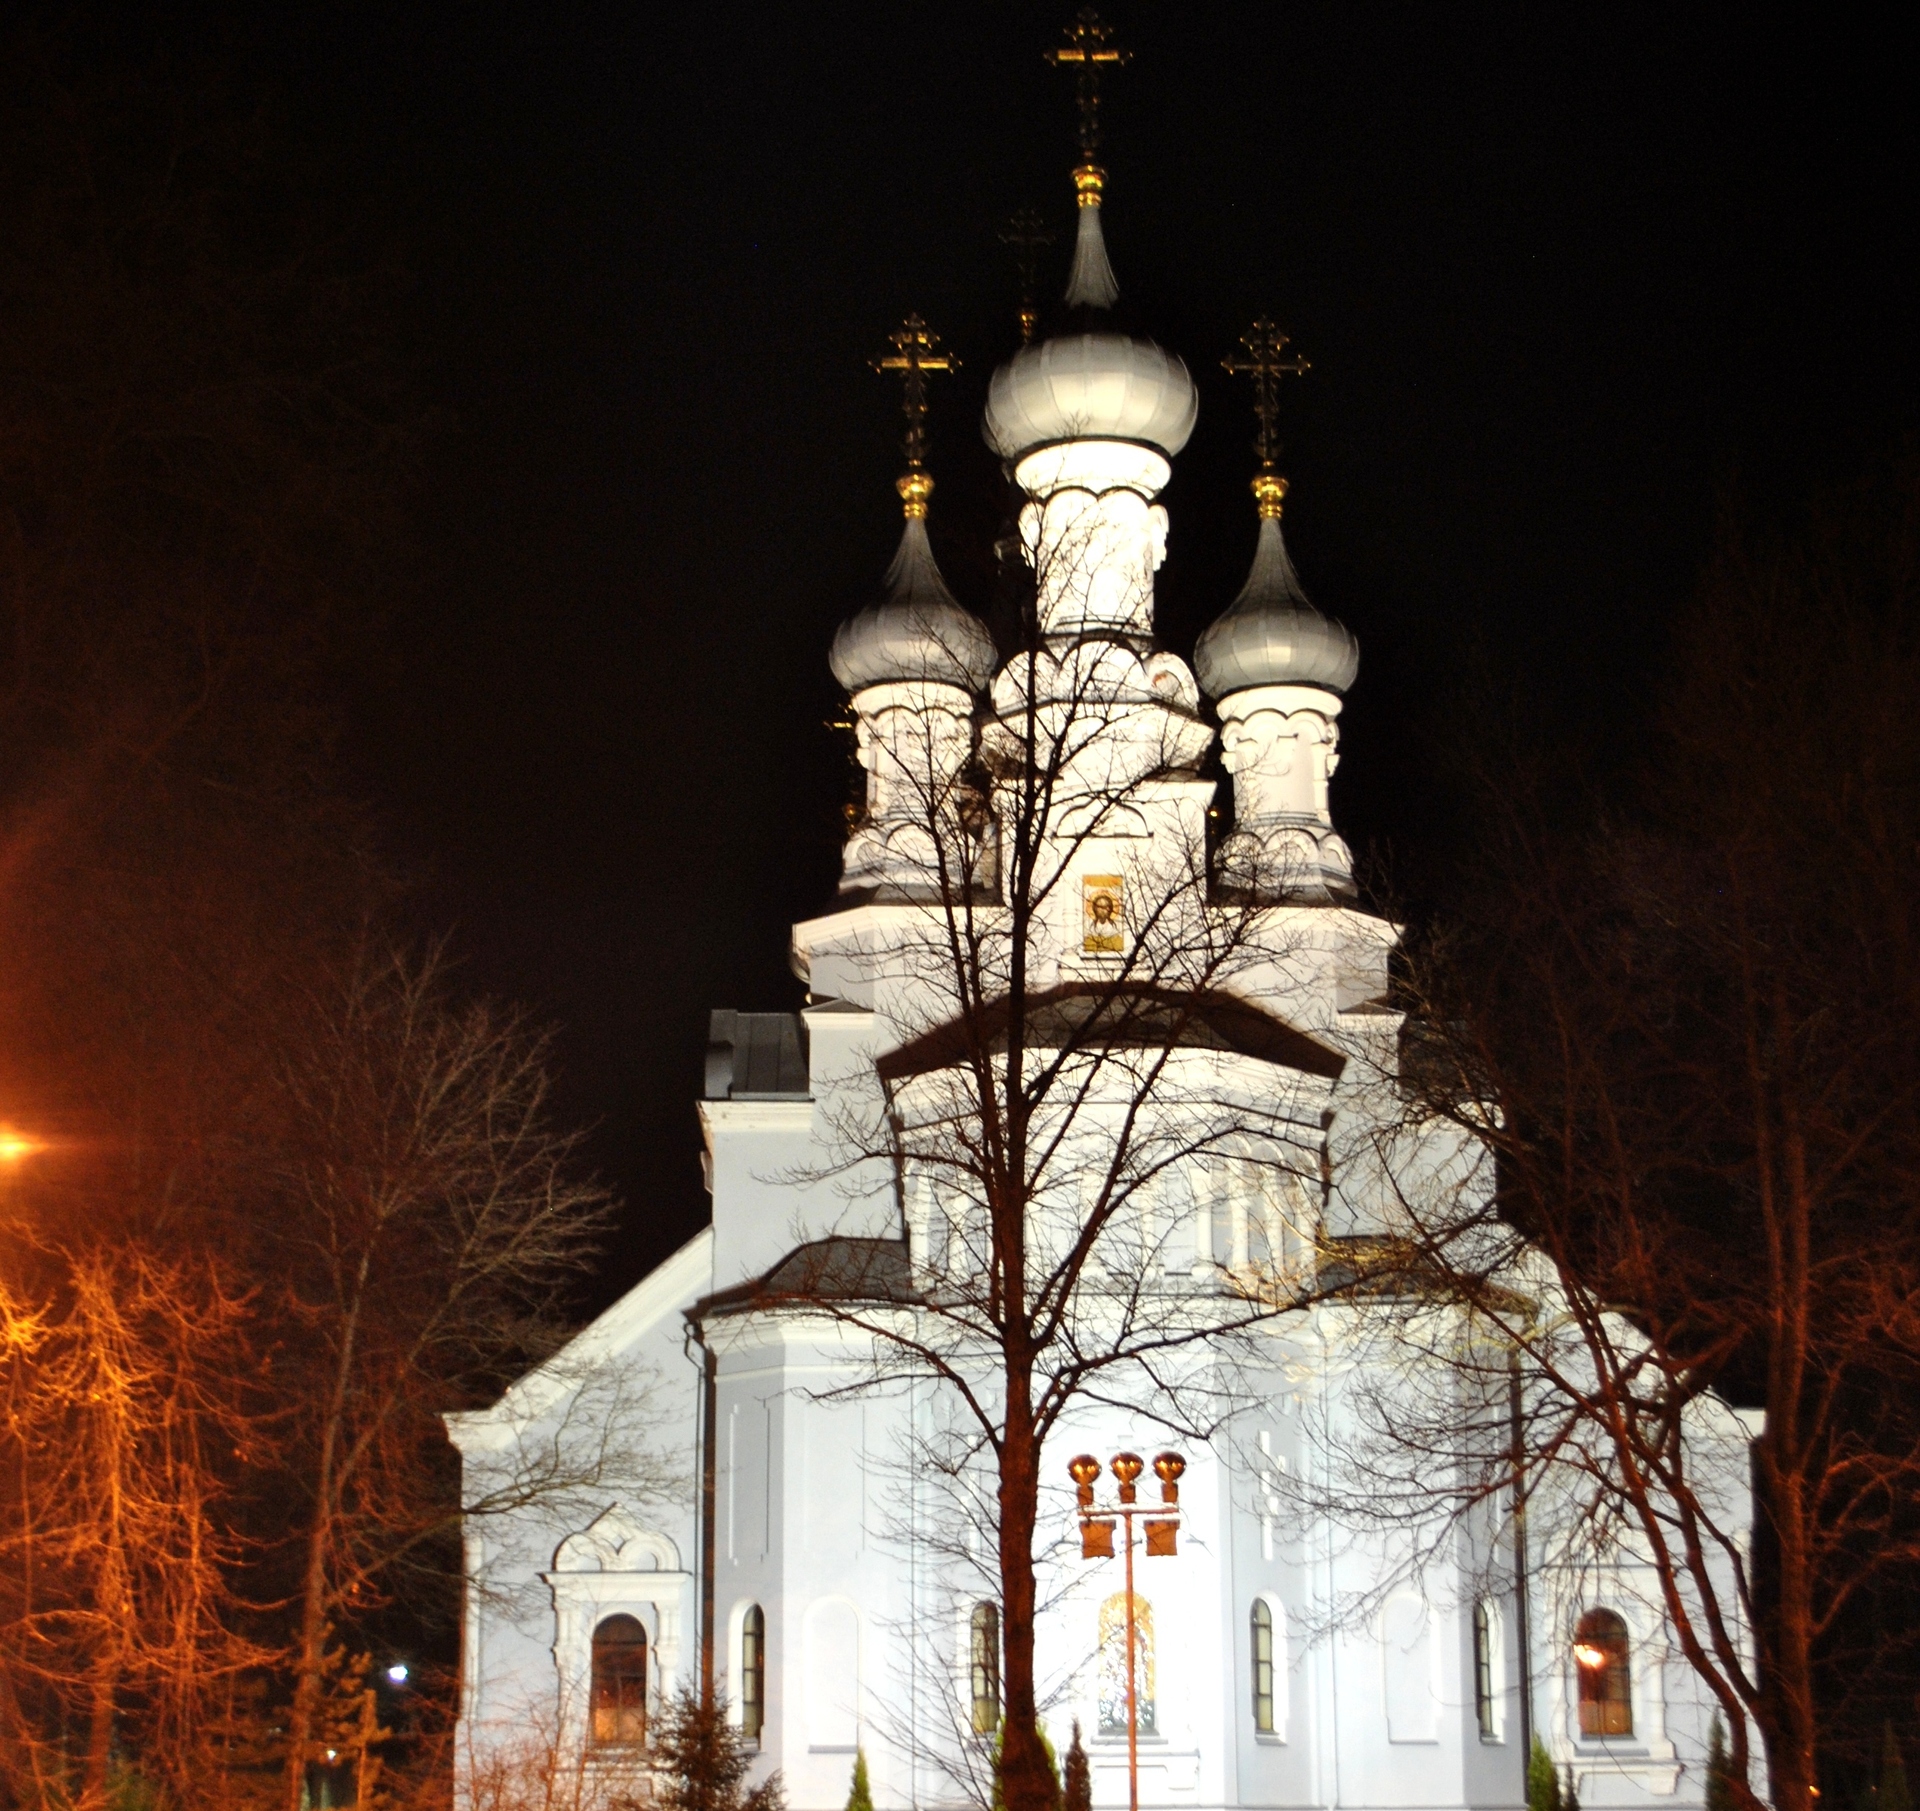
top-left (448, 76), bottom-right (1754, 1811)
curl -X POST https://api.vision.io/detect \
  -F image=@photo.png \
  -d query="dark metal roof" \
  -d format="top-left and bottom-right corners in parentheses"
top-left (874, 983), bottom-right (1346, 1086)
top-left (691, 1236), bottom-right (918, 1321)
top-left (704, 1010), bottom-right (810, 1101)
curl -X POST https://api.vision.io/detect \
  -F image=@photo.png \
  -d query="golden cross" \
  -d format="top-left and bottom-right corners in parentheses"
top-left (999, 209), bottom-right (1056, 344)
top-left (1045, 7), bottom-right (1130, 166)
top-left (1223, 318), bottom-right (1311, 470)
top-left (871, 314), bottom-right (957, 516)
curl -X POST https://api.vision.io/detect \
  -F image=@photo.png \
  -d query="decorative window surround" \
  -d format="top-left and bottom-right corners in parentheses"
top-left (1543, 1587), bottom-right (1680, 1796)
top-left (545, 1509), bottom-right (690, 1752)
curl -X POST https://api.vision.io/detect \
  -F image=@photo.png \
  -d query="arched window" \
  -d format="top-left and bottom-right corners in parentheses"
top-left (1250, 1600), bottom-right (1275, 1733)
top-left (1097, 1593), bottom-right (1156, 1738)
top-left (1473, 1601), bottom-right (1499, 1739)
top-left (740, 1604), bottom-right (766, 1743)
top-left (969, 1602), bottom-right (1001, 1734)
top-left (1573, 1609), bottom-right (1632, 1737)
top-left (590, 1614), bottom-right (648, 1746)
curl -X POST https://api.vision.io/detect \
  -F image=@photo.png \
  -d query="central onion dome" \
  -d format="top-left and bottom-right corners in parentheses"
top-left (1194, 492), bottom-right (1360, 698)
top-left (984, 332), bottom-right (1198, 463)
top-left (830, 492), bottom-right (997, 694)
top-left (981, 173), bottom-right (1197, 463)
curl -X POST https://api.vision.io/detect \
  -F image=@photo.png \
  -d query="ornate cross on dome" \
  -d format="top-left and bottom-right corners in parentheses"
top-left (1224, 318), bottom-right (1311, 517)
top-left (999, 209), bottom-right (1056, 344)
top-left (1046, 7), bottom-right (1130, 189)
top-left (871, 314), bottom-right (957, 519)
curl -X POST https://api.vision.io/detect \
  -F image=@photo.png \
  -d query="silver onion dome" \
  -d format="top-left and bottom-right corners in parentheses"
top-left (829, 516), bottom-right (997, 694)
top-left (1194, 516), bottom-right (1360, 699)
top-left (983, 332), bottom-right (1197, 462)
top-left (981, 198), bottom-right (1197, 461)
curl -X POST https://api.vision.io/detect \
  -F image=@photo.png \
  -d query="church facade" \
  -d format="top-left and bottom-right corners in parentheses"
top-left (448, 91), bottom-right (1754, 1811)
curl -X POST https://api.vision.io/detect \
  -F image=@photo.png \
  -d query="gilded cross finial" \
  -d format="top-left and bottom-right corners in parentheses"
top-left (999, 209), bottom-right (1055, 344)
top-left (871, 314), bottom-right (957, 519)
top-left (1045, 6), bottom-right (1130, 205)
top-left (1223, 318), bottom-right (1310, 517)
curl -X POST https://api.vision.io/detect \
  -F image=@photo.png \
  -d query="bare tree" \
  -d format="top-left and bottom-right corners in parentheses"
top-left (0, 48), bottom-right (641, 1809)
top-left (1319, 473), bottom-right (1920, 1811)
top-left (754, 486), bottom-right (1366, 1811)
top-left (0, 1243), bottom-right (257, 1808)
top-left (459, 1701), bottom-right (646, 1811)
top-left (269, 941), bottom-right (620, 1811)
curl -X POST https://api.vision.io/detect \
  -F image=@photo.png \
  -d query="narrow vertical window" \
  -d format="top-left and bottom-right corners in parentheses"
top-left (740, 1604), bottom-right (766, 1742)
top-left (1573, 1609), bottom-right (1632, 1736)
top-left (590, 1614), bottom-right (648, 1746)
top-left (970, 1602), bottom-right (1001, 1734)
top-left (1098, 1594), bottom-right (1156, 1737)
top-left (1250, 1600), bottom-right (1275, 1734)
top-left (1473, 1601), bottom-right (1498, 1739)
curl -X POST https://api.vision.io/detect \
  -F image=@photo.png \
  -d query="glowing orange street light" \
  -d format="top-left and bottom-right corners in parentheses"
top-left (1070, 1449), bottom-right (1185, 1811)
top-left (0, 1127), bottom-right (44, 1164)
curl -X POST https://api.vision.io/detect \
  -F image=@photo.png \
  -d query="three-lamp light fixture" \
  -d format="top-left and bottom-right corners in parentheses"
top-left (1069, 1450), bottom-right (1185, 1811)
top-left (1070, 1449), bottom-right (1185, 1556)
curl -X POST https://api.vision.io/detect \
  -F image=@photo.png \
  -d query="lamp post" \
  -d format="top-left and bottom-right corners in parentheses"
top-left (1069, 1450), bottom-right (1185, 1811)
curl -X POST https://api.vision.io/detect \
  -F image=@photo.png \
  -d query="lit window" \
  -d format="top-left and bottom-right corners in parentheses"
top-left (1473, 1601), bottom-right (1498, 1739)
top-left (591, 1614), bottom-right (647, 1746)
top-left (1573, 1609), bottom-right (1631, 1737)
top-left (1097, 1593), bottom-right (1155, 1737)
top-left (970, 1602), bottom-right (1001, 1735)
top-left (741, 1604), bottom-right (766, 1743)
top-left (1250, 1600), bottom-right (1275, 1734)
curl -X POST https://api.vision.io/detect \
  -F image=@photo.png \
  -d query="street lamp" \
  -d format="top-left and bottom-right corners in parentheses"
top-left (0, 1127), bottom-right (44, 1164)
top-left (1069, 1450), bottom-right (1185, 1811)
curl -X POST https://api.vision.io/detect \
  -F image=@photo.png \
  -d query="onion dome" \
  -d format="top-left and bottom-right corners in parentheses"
top-left (1194, 503), bottom-right (1360, 699)
top-left (984, 330), bottom-right (1197, 462)
top-left (1200, 320), bottom-right (1357, 698)
top-left (834, 316), bottom-right (998, 695)
top-left (981, 172), bottom-right (1197, 462)
top-left (830, 500), bottom-right (996, 695)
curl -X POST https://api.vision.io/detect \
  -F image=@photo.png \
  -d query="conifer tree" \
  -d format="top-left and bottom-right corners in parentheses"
top-left (1527, 1739), bottom-right (1561, 1811)
top-left (1062, 1721), bottom-right (1091, 1811)
top-left (846, 1750), bottom-right (874, 1811)
top-left (650, 1686), bottom-right (785, 1811)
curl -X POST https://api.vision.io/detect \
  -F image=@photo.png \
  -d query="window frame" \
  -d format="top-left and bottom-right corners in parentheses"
top-left (589, 1613), bottom-right (649, 1749)
top-left (1472, 1599), bottom-right (1502, 1742)
top-left (739, 1603), bottom-right (766, 1744)
top-left (1251, 1599), bottom-right (1275, 1735)
top-left (1573, 1608), bottom-right (1633, 1739)
top-left (969, 1602), bottom-right (1001, 1736)
top-left (1097, 1592), bottom-right (1157, 1738)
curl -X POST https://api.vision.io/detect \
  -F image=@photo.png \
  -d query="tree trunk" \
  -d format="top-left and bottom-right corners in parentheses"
top-left (1751, 983), bottom-right (1818, 1811)
top-left (283, 1257), bottom-right (368, 1811)
top-left (997, 1371), bottom-right (1054, 1811)
top-left (82, 1652), bottom-right (119, 1809)
top-left (283, 1528), bottom-right (334, 1811)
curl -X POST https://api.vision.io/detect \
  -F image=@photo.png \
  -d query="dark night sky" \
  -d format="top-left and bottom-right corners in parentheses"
top-left (94, 3), bottom-right (1920, 1304)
